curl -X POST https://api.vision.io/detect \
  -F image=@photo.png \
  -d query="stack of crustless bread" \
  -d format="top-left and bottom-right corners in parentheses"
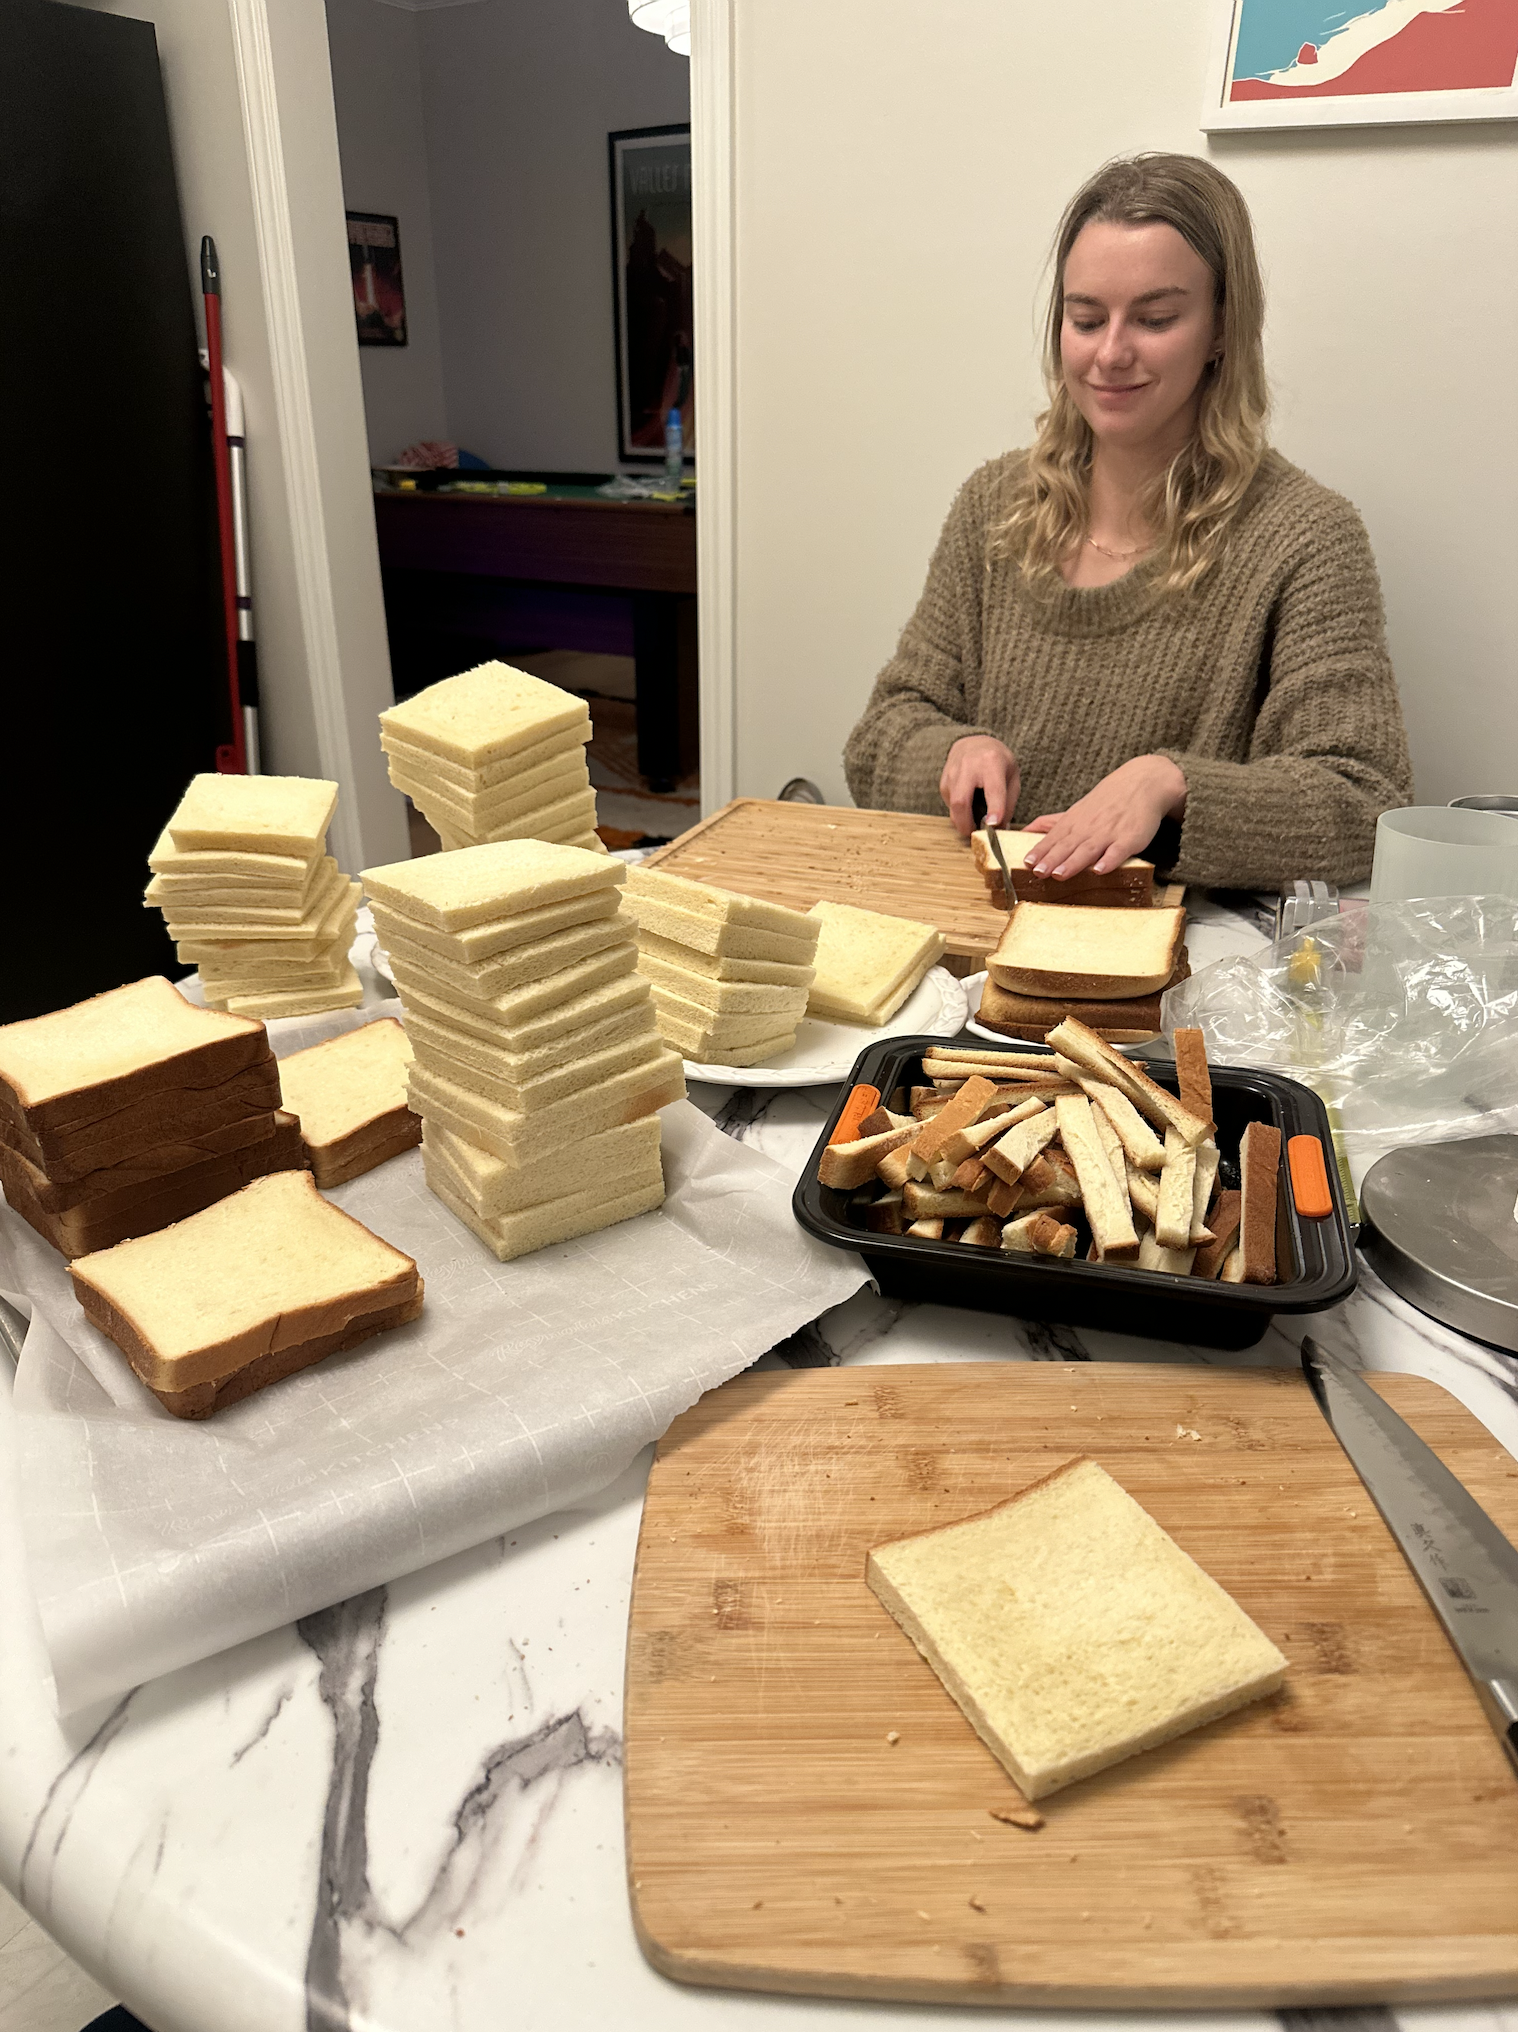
top-left (978, 900), bottom-right (1190, 1044)
top-left (0, 977), bottom-right (305, 1261)
top-left (363, 840), bottom-right (685, 1260)
top-left (147, 775), bottom-right (362, 1019)
top-left (378, 662), bottom-right (603, 853)
top-left (804, 900), bottom-right (946, 1027)
top-left (621, 865), bottom-right (820, 1066)
top-left (70, 1170), bottom-right (423, 1418)
top-left (820, 1020), bottom-right (1281, 1285)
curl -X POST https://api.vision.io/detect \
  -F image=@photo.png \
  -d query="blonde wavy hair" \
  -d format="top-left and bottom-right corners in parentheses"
top-left (995, 153), bottom-right (1270, 596)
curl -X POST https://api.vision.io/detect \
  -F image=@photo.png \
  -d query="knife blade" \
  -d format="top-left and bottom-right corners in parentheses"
top-left (1301, 1336), bottom-right (1518, 1777)
top-left (970, 789), bottom-right (1017, 910)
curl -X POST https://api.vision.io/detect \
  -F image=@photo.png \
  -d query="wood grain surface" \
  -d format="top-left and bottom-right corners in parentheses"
top-left (624, 1362), bottom-right (1518, 2009)
top-left (643, 799), bottom-right (1009, 964)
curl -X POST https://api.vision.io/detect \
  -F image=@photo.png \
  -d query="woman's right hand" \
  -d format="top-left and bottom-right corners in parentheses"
top-left (940, 736), bottom-right (1020, 837)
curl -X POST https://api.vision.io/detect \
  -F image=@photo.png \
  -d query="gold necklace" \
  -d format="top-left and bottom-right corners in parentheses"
top-left (1083, 533), bottom-right (1152, 561)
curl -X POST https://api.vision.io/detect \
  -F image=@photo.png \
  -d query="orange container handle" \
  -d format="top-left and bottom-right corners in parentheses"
top-left (1288, 1134), bottom-right (1334, 1219)
top-left (830, 1083), bottom-right (881, 1145)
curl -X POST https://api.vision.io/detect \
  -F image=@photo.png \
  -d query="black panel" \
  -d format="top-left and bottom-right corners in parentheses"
top-left (1, 0), bottom-right (223, 1022)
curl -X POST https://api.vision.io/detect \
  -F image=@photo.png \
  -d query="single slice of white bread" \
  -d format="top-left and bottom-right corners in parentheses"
top-left (378, 661), bottom-right (590, 769)
top-left (866, 1457), bottom-right (1288, 1800)
top-left (165, 775), bottom-right (338, 857)
top-left (148, 828), bottom-right (318, 886)
top-left (635, 930), bottom-right (815, 989)
top-left (275, 1019), bottom-right (420, 1186)
top-left (163, 862), bottom-right (348, 943)
top-left (1239, 1120), bottom-right (1282, 1285)
top-left (379, 912), bottom-right (628, 1001)
top-left (805, 901), bottom-right (945, 1026)
top-left (423, 1112), bottom-right (662, 1219)
top-left (380, 718), bottom-right (589, 794)
top-left (639, 953), bottom-right (812, 1017)
top-left (362, 838), bottom-right (621, 933)
top-left (0, 977), bottom-right (271, 1142)
top-left (212, 972), bottom-right (365, 1021)
top-left (425, 1154), bottom-right (664, 1263)
top-left (988, 903), bottom-right (1185, 1001)
top-left (407, 1048), bottom-right (685, 1167)
top-left (620, 889), bottom-right (818, 964)
top-left (626, 864), bottom-right (819, 941)
top-left (368, 887), bottom-right (620, 967)
top-left (385, 749), bottom-right (589, 829)
top-left (70, 1169), bottom-right (420, 1398)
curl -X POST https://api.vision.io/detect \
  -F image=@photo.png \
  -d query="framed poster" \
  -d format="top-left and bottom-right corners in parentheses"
top-left (1204, 0), bottom-right (1518, 130)
top-left (609, 124), bottom-right (693, 464)
top-left (347, 211), bottom-right (407, 346)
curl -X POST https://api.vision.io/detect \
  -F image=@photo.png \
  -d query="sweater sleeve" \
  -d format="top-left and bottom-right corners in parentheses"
top-left (1159, 495), bottom-right (1414, 891)
top-left (843, 467), bottom-right (1003, 814)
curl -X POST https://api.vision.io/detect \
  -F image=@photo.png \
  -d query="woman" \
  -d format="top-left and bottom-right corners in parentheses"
top-left (843, 154), bottom-right (1412, 890)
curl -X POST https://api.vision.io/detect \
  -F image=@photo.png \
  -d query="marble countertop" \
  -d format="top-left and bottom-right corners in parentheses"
top-left (3, 900), bottom-right (1516, 2032)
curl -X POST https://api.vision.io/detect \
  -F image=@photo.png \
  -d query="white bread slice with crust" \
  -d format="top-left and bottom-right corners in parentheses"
top-left (867, 1457), bottom-right (1288, 1800)
top-left (971, 829), bottom-right (1153, 908)
top-left (988, 903), bottom-right (1185, 1001)
top-left (407, 1048), bottom-right (685, 1166)
top-left (70, 1169), bottom-right (420, 1400)
top-left (165, 775), bottom-right (338, 857)
top-left (275, 1019), bottom-right (419, 1186)
top-left (362, 839), bottom-right (621, 933)
top-left (805, 900), bottom-right (945, 1026)
top-left (1, 1109), bottom-right (278, 1216)
top-left (378, 661), bottom-right (589, 769)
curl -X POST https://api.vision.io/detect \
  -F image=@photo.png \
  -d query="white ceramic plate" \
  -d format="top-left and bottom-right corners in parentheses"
top-left (683, 966), bottom-right (970, 1087)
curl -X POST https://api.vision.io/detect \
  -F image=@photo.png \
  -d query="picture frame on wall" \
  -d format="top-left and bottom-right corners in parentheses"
top-left (347, 211), bottom-right (407, 346)
top-left (608, 123), bottom-right (693, 465)
top-left (1203, 0), bottom-right (1518, 130)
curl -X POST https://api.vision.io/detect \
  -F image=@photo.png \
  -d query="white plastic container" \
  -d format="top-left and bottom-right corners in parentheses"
top-left (1369, 805), bottom-right (1518, 902)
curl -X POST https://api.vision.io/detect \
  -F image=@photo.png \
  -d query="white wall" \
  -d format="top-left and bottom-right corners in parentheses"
top-left (75, 0), bottom-right (410, 872)
top-left (324, 0), bottom-right (449, 464)
top-left (414, 0), bottom-right (690, 470)
top-left (727, 0), bottom-right (1518, 810)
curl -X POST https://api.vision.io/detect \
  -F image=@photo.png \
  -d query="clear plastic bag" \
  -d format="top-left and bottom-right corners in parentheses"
top-left (1161, 896), bottom-right (1518, 1192)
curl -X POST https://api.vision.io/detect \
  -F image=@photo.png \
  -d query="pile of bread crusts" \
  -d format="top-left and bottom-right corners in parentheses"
top-left (819, 1018), bottom-right (1281, 1284)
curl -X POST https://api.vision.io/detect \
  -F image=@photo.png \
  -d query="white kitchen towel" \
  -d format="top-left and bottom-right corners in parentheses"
top-left (1, 1070), bottom-right (866, 1713)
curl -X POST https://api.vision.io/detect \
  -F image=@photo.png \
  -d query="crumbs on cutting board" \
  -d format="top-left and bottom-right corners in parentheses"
top-left (989, 1805), bottom-right (1045, 1831)
top-left (1175, 1424), bottom-right (1202, 1441)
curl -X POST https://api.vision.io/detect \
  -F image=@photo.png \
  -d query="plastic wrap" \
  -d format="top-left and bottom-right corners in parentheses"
top-left (1161, 897), bottom-right (1518, 1193)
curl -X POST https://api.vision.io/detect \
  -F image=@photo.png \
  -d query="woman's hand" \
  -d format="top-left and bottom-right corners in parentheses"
top-left (940, 736), bottom-right (1020, 838)
top-left (1024, 755), bottom-right (1187, 878)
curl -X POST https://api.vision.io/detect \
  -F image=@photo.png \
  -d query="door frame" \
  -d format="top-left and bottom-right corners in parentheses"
top-left (691, 0), bottom-right (737, 813)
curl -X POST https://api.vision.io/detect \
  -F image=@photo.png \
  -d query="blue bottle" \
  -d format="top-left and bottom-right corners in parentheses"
top-left (663, 406), bottom-right (684, 491)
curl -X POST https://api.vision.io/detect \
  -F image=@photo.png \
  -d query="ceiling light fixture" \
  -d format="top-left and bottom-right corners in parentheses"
top-left (628, 0), bottom-right (689, 56)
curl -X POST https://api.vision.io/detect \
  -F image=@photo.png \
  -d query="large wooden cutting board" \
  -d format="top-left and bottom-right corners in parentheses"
top-left (643, 799), bottom-right (1008, 966)
top-left (624, 1363), bottom-right (1518, 2009)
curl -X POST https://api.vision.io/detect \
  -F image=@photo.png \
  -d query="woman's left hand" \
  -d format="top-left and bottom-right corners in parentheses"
top-left (1024, 755), bottom-right (1188, 879)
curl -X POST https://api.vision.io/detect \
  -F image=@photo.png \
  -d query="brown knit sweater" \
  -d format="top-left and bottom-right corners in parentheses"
top-left (843, 449), bottom-right (1413, 889)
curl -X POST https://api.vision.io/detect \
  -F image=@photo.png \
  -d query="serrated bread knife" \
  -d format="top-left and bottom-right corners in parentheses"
top-left (1301, 1337), bottom-right (1518, 1777)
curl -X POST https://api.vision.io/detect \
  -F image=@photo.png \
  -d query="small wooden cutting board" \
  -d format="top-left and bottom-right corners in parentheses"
top-left (624, 1363), bottom-right (1518, 2009)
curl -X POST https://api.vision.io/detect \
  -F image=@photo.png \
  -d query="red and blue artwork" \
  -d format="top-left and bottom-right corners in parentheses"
top-left (1229, 0), bottom-right (1518, 97)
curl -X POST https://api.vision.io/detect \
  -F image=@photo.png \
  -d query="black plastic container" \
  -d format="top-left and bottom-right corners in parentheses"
top-left (792, 1036), bottom-right (1356, 1350)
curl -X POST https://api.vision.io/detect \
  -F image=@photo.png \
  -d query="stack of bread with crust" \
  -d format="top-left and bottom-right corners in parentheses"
top-left (978, 901), bottom-right (1189, 1045)
top-left (0, 977), bottom-right (305, 1260)
top-left (363, 840), bottom-right (684, 1260)
top-left (147, 775), bottom-right (361, 1019)
top-left (378, 663), bottom-right (602, 853)
top-left (970, 828), bottom-right (1155, 910)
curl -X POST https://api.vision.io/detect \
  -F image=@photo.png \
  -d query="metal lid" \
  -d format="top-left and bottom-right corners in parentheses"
top-left (1359, 1135), bottom-right (1518, 1353)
